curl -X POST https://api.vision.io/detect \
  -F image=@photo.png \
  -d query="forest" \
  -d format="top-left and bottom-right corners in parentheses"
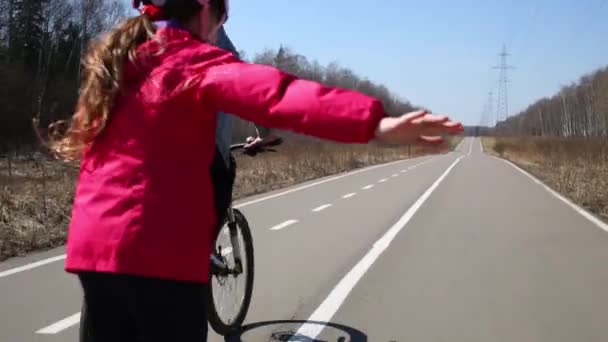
top-left (495, 66), bottom-right (608, 137)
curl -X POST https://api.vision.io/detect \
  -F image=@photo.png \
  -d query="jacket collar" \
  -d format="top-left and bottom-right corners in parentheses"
top-left (154, 20), bottom-right (206, 43)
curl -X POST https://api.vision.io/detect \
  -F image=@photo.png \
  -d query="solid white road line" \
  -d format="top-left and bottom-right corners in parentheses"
top-left (270, 219), bottom-right (299, 231)
top-left (312, 204), bottom-right (333, 212)
top-left (36, 313), bottom-right (81, 335)
top-left (496, 156), bottom-right (608, 233)
top-left (0, 255), bottom-right (66, 279)
top-left (290, 156), bottom-right (463, 341)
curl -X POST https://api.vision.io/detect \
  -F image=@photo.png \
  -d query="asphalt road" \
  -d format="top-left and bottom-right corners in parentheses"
top-left (1, 137), bottom-right (607, 342)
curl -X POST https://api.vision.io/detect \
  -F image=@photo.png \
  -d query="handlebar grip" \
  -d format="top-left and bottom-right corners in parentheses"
top-left (229, 143), bottom-right (247, 151)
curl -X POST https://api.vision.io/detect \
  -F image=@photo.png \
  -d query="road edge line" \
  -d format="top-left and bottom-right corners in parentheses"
top-left (0, 254), bottom-right (66, 279)
top-left (493, 156), bottom-right (608, 233)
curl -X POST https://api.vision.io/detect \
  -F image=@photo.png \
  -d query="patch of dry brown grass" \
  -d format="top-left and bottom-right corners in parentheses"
top-left (482, 136), bottom-right (608, 222)
top-left (233, 141), bottom-right (451, 199)
top-left (0, 138), bottom-right (460, 261)
top-left (0, 160), bottom-right (78, 260)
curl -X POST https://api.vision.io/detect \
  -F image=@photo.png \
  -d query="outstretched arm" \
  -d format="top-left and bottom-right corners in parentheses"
top-left (199, 53), bottom-right (385, 144)
top-left (198, 46), bottom-right (462, 145)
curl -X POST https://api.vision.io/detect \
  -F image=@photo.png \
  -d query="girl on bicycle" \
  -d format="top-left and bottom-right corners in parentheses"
top-left (52, 0), bottom-right (463, 341)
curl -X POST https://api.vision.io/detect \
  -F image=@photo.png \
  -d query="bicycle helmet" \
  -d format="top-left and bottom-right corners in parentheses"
top-left (132, 0), bottom-right (229, 23)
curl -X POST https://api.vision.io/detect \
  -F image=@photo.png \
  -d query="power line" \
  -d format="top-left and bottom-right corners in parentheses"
top-left (493, 44), bottom-right (515, 122)
top-left (493, 1), bottom-right (604, 123)
top-left (487, 90), bottom-right (495, 127)
top-left (479, 90), bottom-right (494, 127)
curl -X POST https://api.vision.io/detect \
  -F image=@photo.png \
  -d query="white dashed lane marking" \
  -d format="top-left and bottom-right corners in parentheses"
top-left (36, 313), bottom-right (81, 335)
top-left (270, 220), bottom-right (299, 231)
top-left (312, 204), bottom-right (333, 212)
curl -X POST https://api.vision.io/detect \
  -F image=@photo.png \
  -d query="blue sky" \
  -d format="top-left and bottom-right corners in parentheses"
top-left (125, 0), bottom-right (608, 126)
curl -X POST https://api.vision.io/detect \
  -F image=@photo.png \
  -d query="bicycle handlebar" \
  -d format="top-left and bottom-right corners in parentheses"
top-left (229, 143), bottom-right (247, 151)
top-left (230, 137), bottom-right (284, 156)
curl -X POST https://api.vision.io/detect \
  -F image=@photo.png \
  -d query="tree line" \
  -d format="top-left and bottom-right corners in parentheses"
top-left (0, 0), bottom-right (127, 152)
top-left (0, 1), bottom-right (415, 152)
top-left (495, 66), bottom-right (608, 137)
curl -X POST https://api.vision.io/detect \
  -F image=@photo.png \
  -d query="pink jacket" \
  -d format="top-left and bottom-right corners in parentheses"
top-left (65, 27), bottom-right (386, 283)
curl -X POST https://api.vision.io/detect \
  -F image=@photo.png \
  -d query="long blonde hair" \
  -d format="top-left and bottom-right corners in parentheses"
top-left (47, 15), bottom-right (155, 161)
top-left (46, 0), bottom-right (226, 161)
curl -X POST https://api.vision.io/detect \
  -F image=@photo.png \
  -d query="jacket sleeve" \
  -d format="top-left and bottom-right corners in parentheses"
top-left (197, 49), bottom-right (387, 144)
top-left (215, 30), bottom-right (278, 139)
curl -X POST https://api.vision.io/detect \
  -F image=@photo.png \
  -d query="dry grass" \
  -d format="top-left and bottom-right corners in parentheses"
top-left (0, 160), bottom-right (78, 260)
top-left (482, 136), bottom-right (608, 222)
top-left (0, 138), bottom-right (461, 261)
top-left (232, 140), bottom-right (459, 199)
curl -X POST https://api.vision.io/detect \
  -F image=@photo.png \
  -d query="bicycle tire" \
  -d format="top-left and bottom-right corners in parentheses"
top-left (207, 208), bottom-right (255, 335)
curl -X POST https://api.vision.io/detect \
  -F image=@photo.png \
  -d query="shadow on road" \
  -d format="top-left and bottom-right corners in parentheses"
top-left (223, 320), bottom-right (367, 342)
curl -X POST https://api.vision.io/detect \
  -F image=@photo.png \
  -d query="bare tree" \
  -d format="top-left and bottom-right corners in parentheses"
top-left (496, 65), bottom-right (608, 138)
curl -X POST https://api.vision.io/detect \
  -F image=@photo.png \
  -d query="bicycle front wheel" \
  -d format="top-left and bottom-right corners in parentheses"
top-left (207, 208), bottom-right (254, 335)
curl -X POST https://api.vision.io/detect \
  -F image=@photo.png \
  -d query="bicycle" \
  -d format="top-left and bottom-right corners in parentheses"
top-left (206, 138), bottom-right (283, 336)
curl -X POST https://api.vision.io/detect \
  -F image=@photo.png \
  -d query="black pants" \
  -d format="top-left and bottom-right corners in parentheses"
top-left (78, 272), bottom-right (208, 342)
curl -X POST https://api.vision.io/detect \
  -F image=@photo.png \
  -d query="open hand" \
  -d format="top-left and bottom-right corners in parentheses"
top-left (374, 110), bottom-right (463, 146)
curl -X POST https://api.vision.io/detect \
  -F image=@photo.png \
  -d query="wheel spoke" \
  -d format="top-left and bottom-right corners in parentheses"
top-left (208, 209), bottom-right (253, 335)
top-left (211, 222), bottom-right (249, 325)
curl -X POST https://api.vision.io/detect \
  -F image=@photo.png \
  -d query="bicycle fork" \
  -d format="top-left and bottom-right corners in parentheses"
top-left (226, 207), bottom-right (244, 274)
